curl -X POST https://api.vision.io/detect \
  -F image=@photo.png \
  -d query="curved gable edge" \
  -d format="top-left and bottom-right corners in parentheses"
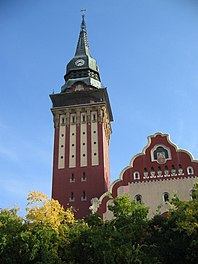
top-left (97, 132), bottom-right (198, 216)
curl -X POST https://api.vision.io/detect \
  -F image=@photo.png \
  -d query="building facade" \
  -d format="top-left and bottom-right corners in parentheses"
top-left (96, 133), bottom-right (198, 219)
top-left (50, 16), bottom-right (113, 219)
top-left (50, 17), bottom-right (198, 219)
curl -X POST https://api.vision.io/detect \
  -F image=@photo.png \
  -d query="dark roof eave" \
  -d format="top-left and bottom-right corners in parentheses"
top-left (49, 88), bottom-right (113, 121)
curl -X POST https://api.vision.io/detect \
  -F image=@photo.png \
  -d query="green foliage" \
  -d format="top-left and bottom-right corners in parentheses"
top-left (1, 187), bottom-right (198, 263)
top-left (146, 183), bottom-right (198, 264)
top-left (0, 208), bottom-right (23, 263)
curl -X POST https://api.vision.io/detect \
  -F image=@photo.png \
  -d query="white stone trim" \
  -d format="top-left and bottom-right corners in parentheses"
top-left (91, 111), bottom-right (99, 166)
top-left (133, 171), bottom-right (140, 180)
top-left (69, 114), bottom-right (76, 168)
top-left (58, 114), bottom-right (66, 169)
top-left (150, 144), bottom-right (172, 162)
top-left (80, 113), bottom-right (87, 167)
top-left (187, 166), bottom-right (194, 175)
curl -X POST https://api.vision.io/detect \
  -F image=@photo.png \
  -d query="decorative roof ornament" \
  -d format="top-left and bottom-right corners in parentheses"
top-left (81, 14), bottom-right (86, 30)
top-left (80, 9), bottom-right (86, 30)
top-left (75, 11), bottom-right (90, 57)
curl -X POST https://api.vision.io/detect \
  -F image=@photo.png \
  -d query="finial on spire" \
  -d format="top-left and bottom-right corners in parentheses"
top-left (80, 9), bottom-right (86, 16)
top-left (80, 9), bottom-right (86, 30)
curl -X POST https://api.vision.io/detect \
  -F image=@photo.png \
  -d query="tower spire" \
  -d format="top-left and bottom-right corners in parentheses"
top-left (81, 13), bottom-right (86, 30)
top-left (75, 13), bottom-right (90, 57)
top-left (61, 14), bottom-right (102, 91)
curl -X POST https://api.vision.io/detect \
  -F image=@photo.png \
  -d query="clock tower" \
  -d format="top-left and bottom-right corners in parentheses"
top-left (50, 15), bottom-right (113, 218)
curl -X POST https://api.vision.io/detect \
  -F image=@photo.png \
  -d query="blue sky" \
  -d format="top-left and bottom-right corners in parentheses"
top-left (1, 0), bottom-right (198, 215)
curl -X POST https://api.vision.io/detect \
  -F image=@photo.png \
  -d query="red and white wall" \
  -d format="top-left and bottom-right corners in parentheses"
top-left (97, 133), bottom-right (198, 219)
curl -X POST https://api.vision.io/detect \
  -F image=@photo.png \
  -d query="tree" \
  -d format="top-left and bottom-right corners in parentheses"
top-left (0, 208), bottom-right (24, 263)
top-left (147, 183), bottom-right (198, 264)
top-left (65, 195), bottom-right (153, 264)
top-left (26, 191), bottom-right (74, 231)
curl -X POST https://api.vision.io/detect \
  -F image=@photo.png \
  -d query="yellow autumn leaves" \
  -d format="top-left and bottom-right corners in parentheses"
top-left (26, 191), bottom-right (74, 231)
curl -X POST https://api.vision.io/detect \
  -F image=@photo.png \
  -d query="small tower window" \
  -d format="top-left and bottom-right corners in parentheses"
top-left (81, 172), bottom-right (87, 182)
top-left (82, 114), bottom-right (86, 123)
top-left (187, 166), bottom-right (194, 175)
top-left (93, 113), bottom-right (97, 121)
top-left (70, 173), bottom-right (75, 183)
top-left (135, 194), bottom-right (142, 203)
top-left (69, 192), bottom-right (75, 202)
top-left (81, 191), bottom-right (87, 201)
top-left (133, 171), bottom-right (140, 180)
top-left (163, 192), bottom-right (169, 202)
top-left (61, 117), bottom-right (65, 125)
top-left (71, 115), bottom-right (76, 124)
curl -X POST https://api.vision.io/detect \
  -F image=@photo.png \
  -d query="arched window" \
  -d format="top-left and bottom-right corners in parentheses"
top-left (150, 167), bottom-right (155, 178)
top-left (164, 165), bottom-right (169, 176)
top-left (133, 171), bottom-right (140, 180)
top-left (171, 165), bottom-right (177, 176)
top-left (187, 166), bottom-right (194, 175)
top-left (178, 164), bottom-right (184, 175)
top-left (163, 192), bottom-right (169, 202)
top-left (157, 166), bottom-right (162, 177)
top-left (143, 168), bottom-right (148, 178)
top-left (135, 194), bottom-right (142, 203)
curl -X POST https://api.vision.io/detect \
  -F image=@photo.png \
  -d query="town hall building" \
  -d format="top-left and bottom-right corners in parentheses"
top-left (50, 16), bottom-right (198, 219)
top-left (50, 15), bottom-right (112, 219)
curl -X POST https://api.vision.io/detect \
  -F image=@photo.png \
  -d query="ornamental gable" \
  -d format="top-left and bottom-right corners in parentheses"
top-left (97, 132), bottom-right (198, 217)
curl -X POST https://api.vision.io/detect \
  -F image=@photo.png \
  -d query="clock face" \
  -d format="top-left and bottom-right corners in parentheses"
top-left (75, 59), bottom-right (85, 67)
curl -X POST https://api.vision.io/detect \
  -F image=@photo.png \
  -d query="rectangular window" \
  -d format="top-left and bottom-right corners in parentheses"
top-left (70, 114), bottom-right (76, 124)
top-left (82, 115), bottom-right (86, 122)
top-left (70, 173), bottom-right (75, 183)
top-left (81, 191), bottom-right (87, 201)
top-left (81, 172), bottom-right (87, 182)
top-left (69, 192), bottom-right (75, 202)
